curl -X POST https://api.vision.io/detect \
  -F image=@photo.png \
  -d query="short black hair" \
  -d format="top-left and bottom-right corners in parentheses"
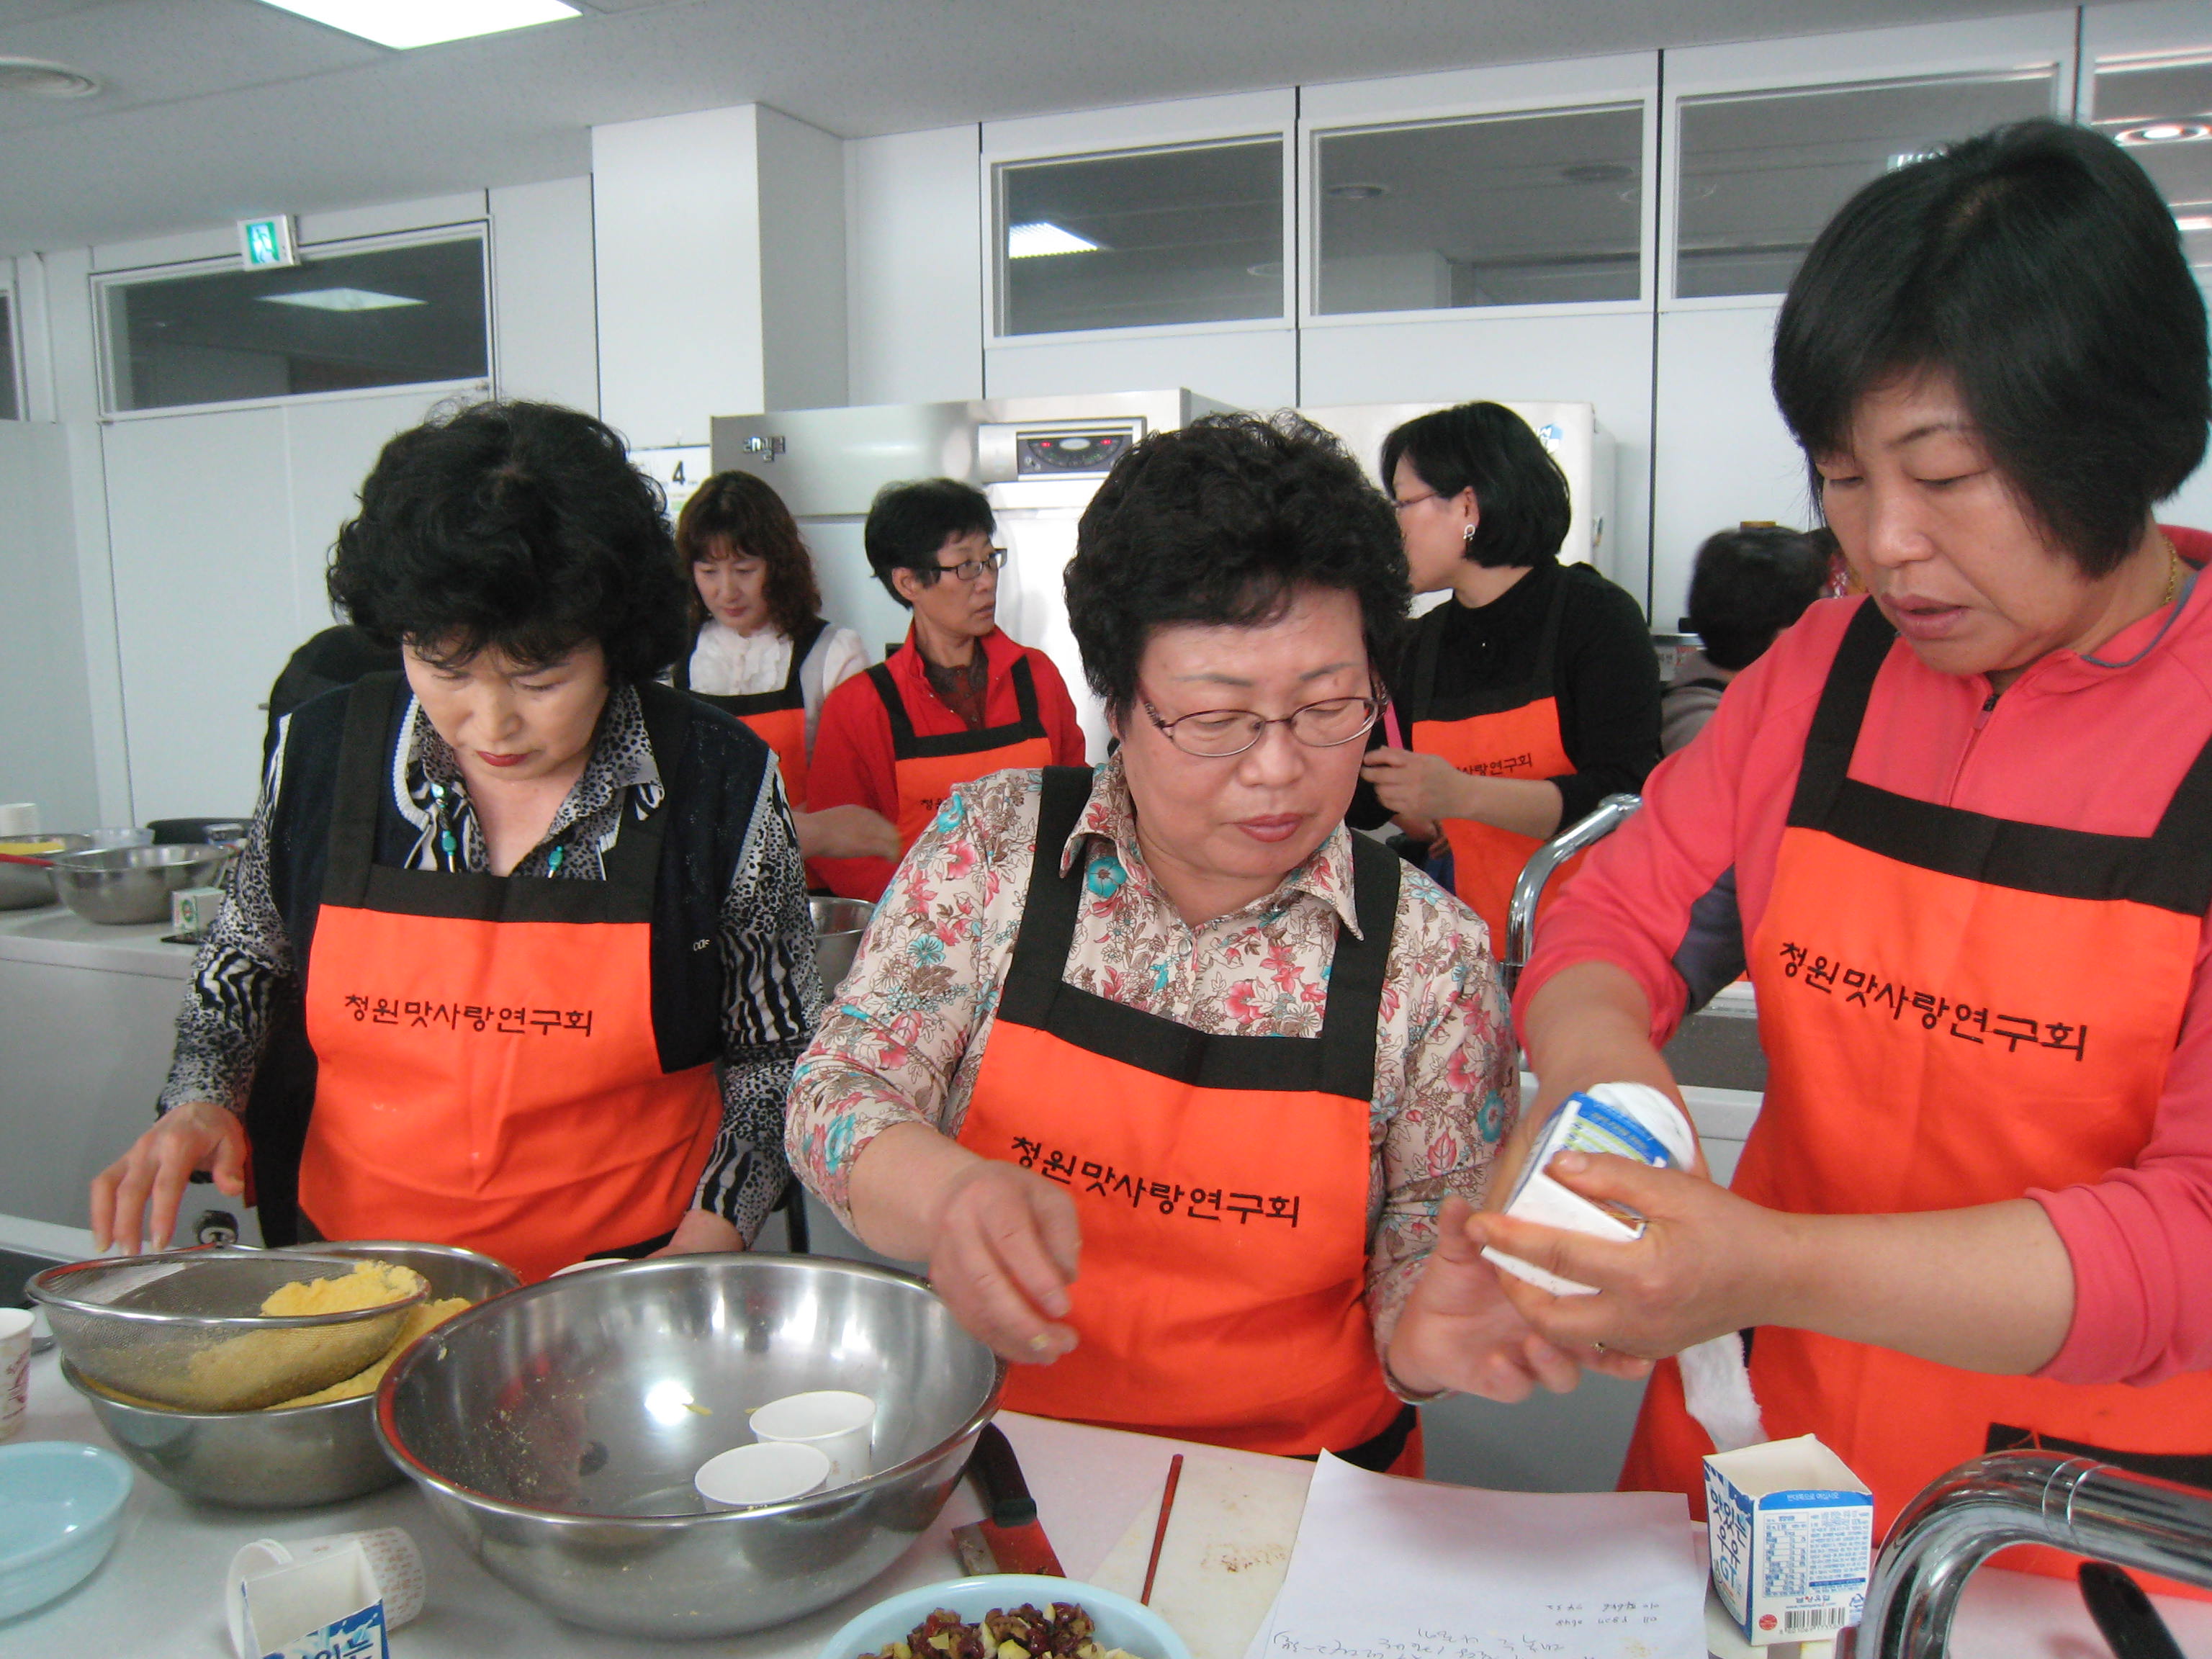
top-left (1065, 413), bottom-right (1408, 720)
top-left (1378, 401), bottom-right (1573, 570)
top-left (328, 400), bottom-right (689, 683)
top-left (1686, 526), bottom-right (1829, 671)
top-left (863, 477), bottom-right (996, 607)
top-left (1773, 118), bottom-right (2210, 577)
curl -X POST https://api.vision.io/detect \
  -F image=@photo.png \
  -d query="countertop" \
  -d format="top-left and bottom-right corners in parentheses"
top-left (5, 1343), bottom-right (2209, 1659)
top-left (0, 900), bottom-right (197, 979)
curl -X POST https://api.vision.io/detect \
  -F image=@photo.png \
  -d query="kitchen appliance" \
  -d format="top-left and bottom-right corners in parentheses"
top-left (1295, 400), bottom-right (1618, 575)
top-left (60, 1242), bottom-right (518, 1510)
top-left (712, 392), bottom-right (1236, 760)
top-left (374, 1254), bottom-right (1004, 1638)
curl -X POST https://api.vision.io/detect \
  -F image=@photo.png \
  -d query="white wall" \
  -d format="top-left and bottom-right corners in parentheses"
top-left (491, 175), bottom-right (600, 413)
top-left (845, 125), bottom-right (984, 406)
top-left (757, 107), bottom-right (849, 413)
top-left (0, 422), bottom-right (100, 830)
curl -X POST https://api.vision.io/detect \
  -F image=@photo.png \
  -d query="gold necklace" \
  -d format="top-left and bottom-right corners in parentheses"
top-left (2164, 539), bottom-right (2183, 609)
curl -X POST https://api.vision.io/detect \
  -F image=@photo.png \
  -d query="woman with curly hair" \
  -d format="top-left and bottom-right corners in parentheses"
top-left (92, 401), bottom-right (820, 1281)
top-left (788, 415), bottom-right (1573, 1470)
top-left (673, 471), bottom-right (896, 866)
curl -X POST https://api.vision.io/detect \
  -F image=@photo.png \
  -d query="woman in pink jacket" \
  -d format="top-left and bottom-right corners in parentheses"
top-left (1448, 118), bottom-right (2212, 1566)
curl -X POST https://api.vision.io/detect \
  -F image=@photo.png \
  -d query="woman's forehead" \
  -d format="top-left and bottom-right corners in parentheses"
top-left (1140, 587), bottom-right (1367, 683)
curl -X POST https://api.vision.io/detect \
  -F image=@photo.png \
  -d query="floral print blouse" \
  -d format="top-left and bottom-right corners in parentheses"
top-left (785, 755), bottom-right (1518, 1373)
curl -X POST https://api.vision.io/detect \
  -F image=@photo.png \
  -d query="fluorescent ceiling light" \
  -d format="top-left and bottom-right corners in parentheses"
top-left (2177, 215), bottom-right (2212, 233)
top-left (1008, 222), bottom-right (1102, 258)
top-left (261, 287), bottom-right (425, 312)
top-left (256, 0), bottom-right (579, 50)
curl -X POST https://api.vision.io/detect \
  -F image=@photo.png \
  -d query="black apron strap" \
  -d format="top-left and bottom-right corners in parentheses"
top-left (323, 672), bottom-right (410, 909)
top-left (868, 662), bottom-right (920, 757)
top-left (996, 766), bottom-right (1096, 1030)
top-left (1318, 833), bottom-right (1401, 1102)
top-left (1786, 599), bottom-right (1895, 830)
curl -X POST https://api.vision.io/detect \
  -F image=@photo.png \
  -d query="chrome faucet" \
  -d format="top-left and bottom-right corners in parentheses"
top-left (1857, 1450), bottom-right (2212, 1658)
top-left (1501, 793), bottom-right (1640, 996)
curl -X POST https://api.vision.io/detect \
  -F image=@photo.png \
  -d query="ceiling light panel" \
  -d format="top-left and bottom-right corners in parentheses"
top-left (260, 287), bottom-right (425, 311)
top-left (1007, 222), bottom-right (1102, 258)
top-left (256, 1), bottom-right (580, 50)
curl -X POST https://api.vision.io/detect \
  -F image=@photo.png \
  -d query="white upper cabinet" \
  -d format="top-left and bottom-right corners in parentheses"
top-left (1659, 13), bottom-right (2079, 309)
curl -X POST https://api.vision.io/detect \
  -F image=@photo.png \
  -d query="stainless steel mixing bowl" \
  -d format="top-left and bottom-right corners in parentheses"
top-left (59, 1242), bottom-right (519, 1509)
top-left (0, 833), bottom-right (101, 910)
top-left (46, 842), bottom-right (230, 925)
top-left (811, 896), bottom-right (873, 1002)
top-left (376, 1255), bottom-right (1004, 1638)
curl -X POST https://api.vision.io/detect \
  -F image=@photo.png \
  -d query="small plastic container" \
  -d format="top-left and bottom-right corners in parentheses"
top-left (1483, 1081), bottom-right (1697, 1296)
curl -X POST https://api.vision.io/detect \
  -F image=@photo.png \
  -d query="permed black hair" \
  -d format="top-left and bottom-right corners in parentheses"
top-left (1773, 118), bottom-right (2210, 577)
top-left (1065, 413), bottom-right (1409, 720)
top-left (1378, 401), bottom-right (1573, 570)
top-left (328, 400), bottom-right (690, 683)
top-left (676, 471), bottom-right (824, 640)
top-left (1686, 525), bottom-right (1830, 672)
top-left (863, 477), bottom-right (997, 607)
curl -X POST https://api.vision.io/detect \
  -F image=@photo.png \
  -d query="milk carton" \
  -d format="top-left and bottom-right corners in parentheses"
top-left (1704, 1434), bottom-right (1873, 1646)
top-left (1482, 1082), bottom-right (1698, 1295)
top-left (235, 1540), bottom-right (389, 1659)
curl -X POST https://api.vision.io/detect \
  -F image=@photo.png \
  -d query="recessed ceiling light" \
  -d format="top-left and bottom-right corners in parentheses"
top-left (2177, 215), bottom-right (2212, 233)
top-left (261, 288), bottom-right (426, 312)
top-left (0, 57), bottom-right (101, 98)
top-left (1325, 181), bottom-right (1390, 201)
top-left (1007, 222), bottom-right (1102, 258)
top-left (2118, 122), bottom-right (2212, 145)
top-left (255, 0), bottom-right (580, 50)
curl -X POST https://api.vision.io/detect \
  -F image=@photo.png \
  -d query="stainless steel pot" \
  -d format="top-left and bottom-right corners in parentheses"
top-left (810, 896), bottom-right (873, 1003)
top-left (376, 1254), bottom-right (1003, 1637)
top-left (46, 843), bottom-right (230, 925)
top-left (0, 833), bottom-right (96, 911)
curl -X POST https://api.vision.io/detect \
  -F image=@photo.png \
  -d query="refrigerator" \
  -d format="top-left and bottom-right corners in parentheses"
top-left (709, 391), bottom-right (1235, 760)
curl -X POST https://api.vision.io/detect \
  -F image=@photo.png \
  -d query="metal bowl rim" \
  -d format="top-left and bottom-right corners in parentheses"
top-left (58, 1354), bottom-right (375, 1422)
top-left (270, 1238), bottom-right (524, 1292)
top-left (47, 844), bottom-right (228, 872)
top-left (372, 1254), bottom-right (1008, 1529)
top-left (29, 1248), bottom-right (432, 1331)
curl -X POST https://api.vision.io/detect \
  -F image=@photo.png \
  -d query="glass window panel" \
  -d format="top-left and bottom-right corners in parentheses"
top-left (2090, 55), bottom-right (2212, 289)
top-left (103, 235), bottom-right (488, 413)
top-left (1676, 71), bottom-right (2057, 300)
top-left (1316, 104), bottom-right (1643, 315)
top-left (0, 295), bottom-right (17, 421)
top-left (997, 139), bottom-right (1283, 336)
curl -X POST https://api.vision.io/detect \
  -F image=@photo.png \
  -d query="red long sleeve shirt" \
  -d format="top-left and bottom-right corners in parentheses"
top-left (807, 626), bottom-right (1088, 900)
top-left (1520, 588), bottom-right (2212, 1388)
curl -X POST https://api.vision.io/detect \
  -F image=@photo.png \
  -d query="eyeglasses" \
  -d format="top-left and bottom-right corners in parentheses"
top-left (926, 547), bottom-right (1008, 583)
top-left (1139, 688), bottom-right (1388, 757)
top-left (1390, 490), bottom-right (1441, 513)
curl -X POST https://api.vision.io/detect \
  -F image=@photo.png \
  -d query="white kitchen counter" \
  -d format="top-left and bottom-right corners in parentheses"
top-left (4, 1349), bottom-right (2208, 1659)
top-left (0, 899), bottom-right (198, 979)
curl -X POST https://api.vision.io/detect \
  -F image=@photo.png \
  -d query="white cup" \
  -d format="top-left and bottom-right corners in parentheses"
top-left (0, 1308), bottom-right (31, 1442)
top-left (750, 1390), bottom-right (876, 1486)
top-left (0, 804), bottom-right (38, 838)
top-left (225, 1527), bottom-right (424, 1657)
top-left (694, 1441), bottom-right (832, 1509)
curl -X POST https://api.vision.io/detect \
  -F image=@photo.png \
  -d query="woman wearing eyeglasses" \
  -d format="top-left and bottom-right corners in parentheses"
top-left (806, 477), bottom-right (1087, 900)
top-left (787, 417), bottom-right (1545, 1470)
top-left (1359, 403), bottom-right (1661, 948)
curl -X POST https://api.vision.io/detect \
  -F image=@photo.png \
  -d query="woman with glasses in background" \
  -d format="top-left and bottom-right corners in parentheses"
top-left (806, 477), bottom-right (1087, 900)
top-left (788, 417), bottom-right (1562, 1472)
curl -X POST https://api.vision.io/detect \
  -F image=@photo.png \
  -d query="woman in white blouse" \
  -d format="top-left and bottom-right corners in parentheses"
top-left (675, 471), bottom-right (896, 866)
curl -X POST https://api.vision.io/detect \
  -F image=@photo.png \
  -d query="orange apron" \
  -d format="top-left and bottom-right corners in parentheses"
top-left (868, 654), bottom-right (1056, 851)
top-left (956, 768), bottom-right (1416, 1472)
top-left (1406, 575), bottom-right (1580, 946)
top-left (676, 618), bottom-right (824, 809)
top-left (1621, 601), bottom-right (2212, 1585)
top-left (299, 676), bottom-right (721, 1284)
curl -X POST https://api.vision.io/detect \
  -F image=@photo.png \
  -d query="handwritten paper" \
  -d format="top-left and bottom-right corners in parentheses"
top-left (1249, 1454), bottom-right (1704, 1659)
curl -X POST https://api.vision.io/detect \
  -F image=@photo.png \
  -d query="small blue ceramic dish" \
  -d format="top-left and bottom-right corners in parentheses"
top-left (0, 1441), bottom-right (134, 1620)
top-left (817, 1575), bottom-right (1192, 1659)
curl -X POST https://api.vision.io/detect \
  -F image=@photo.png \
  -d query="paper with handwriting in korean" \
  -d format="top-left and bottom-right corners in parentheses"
top-left (1249, 1454), bottom-right (1703, 1659)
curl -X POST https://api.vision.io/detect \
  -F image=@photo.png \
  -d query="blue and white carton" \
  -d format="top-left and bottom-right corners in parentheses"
top-left (1704, 1434), bottom-right (1874, 1647)
top-left (235, 1540), bottom-right (389, 1659)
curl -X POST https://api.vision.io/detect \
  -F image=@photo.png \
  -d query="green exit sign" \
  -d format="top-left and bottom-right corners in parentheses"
top-left (238, 215), bottom-right (298, 270)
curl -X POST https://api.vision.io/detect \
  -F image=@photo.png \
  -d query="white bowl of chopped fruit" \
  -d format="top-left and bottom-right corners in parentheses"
top-left (822, 1576), bottom-right (1192, 1659)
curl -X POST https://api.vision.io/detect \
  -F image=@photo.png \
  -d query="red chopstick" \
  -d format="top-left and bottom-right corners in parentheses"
top-left (1138, 1453), bottom-right (1184, 1606)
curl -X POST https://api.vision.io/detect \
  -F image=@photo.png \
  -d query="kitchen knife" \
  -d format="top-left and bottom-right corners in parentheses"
top-left (2078, 1562), bottom-right (2185, 1659)
top-left (951, 1422), bottom-right (1064, 1577)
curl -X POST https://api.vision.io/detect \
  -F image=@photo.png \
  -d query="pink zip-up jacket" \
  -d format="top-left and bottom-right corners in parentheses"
top-left (1517, 587), bottom-right (2212, 1387)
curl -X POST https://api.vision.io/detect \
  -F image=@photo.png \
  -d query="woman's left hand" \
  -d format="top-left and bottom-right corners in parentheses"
top-left (1361, 747), bottom-right (1473, 823)
top-left (794, 805), bottom-right (902, 864)
top-left (655, 1209), bottom-right (746, 1255)
top-left (1465, 1152), bottom-right (1784, 1359)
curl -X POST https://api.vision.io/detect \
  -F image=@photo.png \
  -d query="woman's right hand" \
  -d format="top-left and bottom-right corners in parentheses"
top-left (90, 1102), bottom-right (248, 1256)
top-left (794, 805), bottom-right (902, 864)
top-left (924, 1159), bottom-right (1083, 1364)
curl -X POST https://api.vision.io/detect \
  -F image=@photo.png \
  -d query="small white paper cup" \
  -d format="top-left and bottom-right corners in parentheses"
top-left (750, 1389), bottom-right (876, 1486)
top-left (695, 1441), bottom-right (832, 1509)
top-left (0, 1308), bottom-right (32, 1444)
top-left (226, 1526), bottom-right (425, 1656)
